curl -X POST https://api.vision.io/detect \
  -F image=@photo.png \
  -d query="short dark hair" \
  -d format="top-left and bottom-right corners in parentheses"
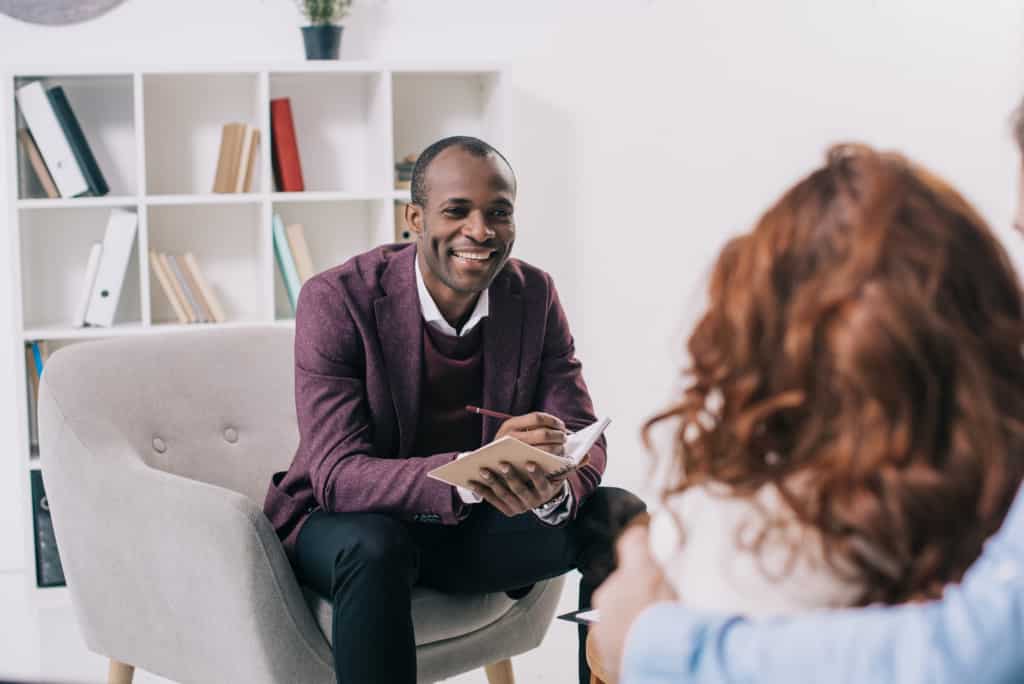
top-left (410, 135), bottom-right (515, 207)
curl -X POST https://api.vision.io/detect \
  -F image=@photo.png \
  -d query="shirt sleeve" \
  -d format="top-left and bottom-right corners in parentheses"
top-left (532, 479), bottom-right (573, 525)
top-left (621, 485), bottom-right (1024, 684)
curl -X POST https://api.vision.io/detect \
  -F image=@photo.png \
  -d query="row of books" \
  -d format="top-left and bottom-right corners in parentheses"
top-left (24, 340), bottom-right (51, 457)
top-left (16, 81), bottom-right (109, 199)
top-left (213, 123), bottom-right (260, 193)
top-left (272, 214), bottom-right (316, 312)
top-left (149, 251), bottom-right (226, 325)
top-left (23, 343), bottom-right (66, 587)
top-left (210, 97), bottom-right (304, 193)
top-left (75, 209), bottom-right (138, 328)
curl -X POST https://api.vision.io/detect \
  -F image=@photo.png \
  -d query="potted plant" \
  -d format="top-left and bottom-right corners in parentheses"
top-left (296, 0), bottom-right (352, 60)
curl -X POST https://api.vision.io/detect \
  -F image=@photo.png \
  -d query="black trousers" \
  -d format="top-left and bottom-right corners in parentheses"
top-left (293, 486), bottom-right (646, 684)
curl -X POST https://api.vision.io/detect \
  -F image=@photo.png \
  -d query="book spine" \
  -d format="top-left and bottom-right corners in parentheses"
top-left (234, 125), bottom-right (254, 193)
top-left (212, 123), bottom-right (234, 193)
top-left (17, 129), bottom-right (59, 199)
top-left (272, 213), bottom-right (302, 311)
top-left (242, 129), bottom-right (260, 193)
top-left (285, 223), bottom-right (316, 283)
top-left (182, 252), bottom-right (226, 323)
top-left (15, 81), bottom-right (89, 198)
top-left (178, 254), bottom-right (215, 322)
top-left (45, 86), bottom-right (109, 196)
top-left (30, 470), bottom-right (66, 587)
top-left (24, 345), bottom-right (39, 455)
top-left (167, 255), bottom-right (206, 323)
top-left (31, 341), bottom-right (44, 376)
top-left (159, 252), bottom-right (195, 323)
top-left (149, 249), bottom-right (189, 324)
top-left (270, 98), bottom-right (304, 192)
top-left (73, 242), bottom-right (103, 327)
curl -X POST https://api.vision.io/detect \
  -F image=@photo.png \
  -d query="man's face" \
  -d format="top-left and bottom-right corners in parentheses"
top-left (407, 146), bottom-right (516, 295)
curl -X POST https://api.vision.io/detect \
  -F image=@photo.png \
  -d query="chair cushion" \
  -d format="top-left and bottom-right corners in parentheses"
top-left (302, 585), bottom-right (517, 646)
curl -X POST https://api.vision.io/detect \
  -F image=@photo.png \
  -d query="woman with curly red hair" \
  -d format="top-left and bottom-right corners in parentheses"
top-left (646, 143), bottom-right (1024, 612)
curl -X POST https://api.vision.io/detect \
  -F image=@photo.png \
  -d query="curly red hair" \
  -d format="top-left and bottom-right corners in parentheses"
top-left (646, 143), bottom-right (1024, 604)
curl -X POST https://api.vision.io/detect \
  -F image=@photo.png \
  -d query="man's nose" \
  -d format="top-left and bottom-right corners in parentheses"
top-left (464, 211), bottom-right (494, 241)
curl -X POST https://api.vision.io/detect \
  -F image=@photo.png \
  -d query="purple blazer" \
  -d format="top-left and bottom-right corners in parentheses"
top-left (263, 243), bottom-right (606, 556)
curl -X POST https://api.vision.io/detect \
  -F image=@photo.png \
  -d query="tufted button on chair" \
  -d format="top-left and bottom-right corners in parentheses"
top-left (37, 326), bottom-right (564, 684)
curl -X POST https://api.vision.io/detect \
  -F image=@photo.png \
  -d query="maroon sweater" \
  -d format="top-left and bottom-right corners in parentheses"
top-left (411, 322), bottom-right (485, 457)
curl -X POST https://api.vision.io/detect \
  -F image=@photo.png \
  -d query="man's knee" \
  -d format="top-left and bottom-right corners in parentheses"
top-left (581, 486), bottom-right (647, 529)
top-left (574, 487), bottom-right (648, 585)
top-left (333, 515), bottom-right (417, 578)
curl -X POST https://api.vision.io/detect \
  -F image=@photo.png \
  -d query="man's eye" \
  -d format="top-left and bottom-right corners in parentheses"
top-left (490, 209), bottom-right (512, 219)
top-left (443, 208), bottom-right (467, 218)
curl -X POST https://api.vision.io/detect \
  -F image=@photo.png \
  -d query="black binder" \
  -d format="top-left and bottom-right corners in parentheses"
top-left (30, 469), bottom-right (66, 587)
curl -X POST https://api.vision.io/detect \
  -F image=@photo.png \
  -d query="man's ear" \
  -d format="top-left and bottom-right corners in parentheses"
top-left (405, 203), bottom-right (424, 236)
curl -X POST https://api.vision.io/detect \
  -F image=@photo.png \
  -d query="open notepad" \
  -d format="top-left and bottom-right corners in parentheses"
top-left (427, 417), bottom-right (611, 489)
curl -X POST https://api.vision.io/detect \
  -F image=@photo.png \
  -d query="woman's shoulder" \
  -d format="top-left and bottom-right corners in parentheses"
top-left (649, 481), bottom-right (865, 617)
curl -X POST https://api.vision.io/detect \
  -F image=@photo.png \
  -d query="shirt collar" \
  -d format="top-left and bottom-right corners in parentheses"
top-left (414, 256), bottom-right (489, 337)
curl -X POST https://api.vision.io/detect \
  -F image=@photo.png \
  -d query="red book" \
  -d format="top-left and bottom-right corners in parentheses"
top-left (270, 98), bottom-right (304, 192)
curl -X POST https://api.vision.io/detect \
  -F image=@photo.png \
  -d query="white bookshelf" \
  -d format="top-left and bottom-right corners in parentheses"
top-left (4, 61), bottom-right (503, 588)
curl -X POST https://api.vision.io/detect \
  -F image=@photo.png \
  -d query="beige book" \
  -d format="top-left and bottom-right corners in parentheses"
top-left (427, 417), bottom-right (610, 490)
top-left (183, 252), bottom-right (226, 323)
top-left (150, 250), bottom-right (189, 324)
top-left (178, 254), bottom-right (214, 323)
top-left (234, 125), bottom-right (255, 193)
top-left (285, 223), bottom-right (315, 283)
top-left (212, 123), bottom-right (245, 193)
top-left (241, 128), bottom-right (260, 192)
top-left (159, 252), bottom-right (196, 322)
top-left (17, 128), bottom-right (59, 199)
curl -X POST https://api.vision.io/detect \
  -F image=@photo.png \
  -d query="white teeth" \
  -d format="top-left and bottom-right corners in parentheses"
top-left (453, 251), bottom-right (491, 261)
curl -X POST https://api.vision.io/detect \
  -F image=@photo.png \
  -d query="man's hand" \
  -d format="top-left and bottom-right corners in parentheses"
top-left (494, 412), bottom-right (567, 456)
top-left (468, 460), bottom-right (568, 517)
top-left (592, 525), bottom-right (677, 682)
top-left (467, 412), bottom-right (569, 517)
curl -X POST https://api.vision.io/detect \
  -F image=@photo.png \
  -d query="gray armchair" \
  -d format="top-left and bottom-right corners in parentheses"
top-left (37, 326), bottom-right (564, 684)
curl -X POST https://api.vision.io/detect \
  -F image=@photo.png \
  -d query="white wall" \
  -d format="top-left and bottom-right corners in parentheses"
top-left (2, 0), bottom-right (1023, 571)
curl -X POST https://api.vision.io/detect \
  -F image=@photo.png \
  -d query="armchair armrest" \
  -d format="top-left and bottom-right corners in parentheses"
top-left (38, 382), bottom-right (334, 684)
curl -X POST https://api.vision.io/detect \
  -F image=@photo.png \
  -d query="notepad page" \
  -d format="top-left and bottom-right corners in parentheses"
top-left (565, 417), bottom-right (611, 464)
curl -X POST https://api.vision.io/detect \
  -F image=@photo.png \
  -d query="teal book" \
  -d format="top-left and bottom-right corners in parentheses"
top-left (272, 213), bottom-right (302, 312)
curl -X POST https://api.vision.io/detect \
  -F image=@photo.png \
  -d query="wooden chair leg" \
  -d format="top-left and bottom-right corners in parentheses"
top-left (108, 659), bottom-right (134, 684)
top-left (484, 658), bottom-right (514, 684)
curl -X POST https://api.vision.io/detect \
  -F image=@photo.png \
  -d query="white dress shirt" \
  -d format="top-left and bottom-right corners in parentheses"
top-left (414, 258), bottom-right (572, 524)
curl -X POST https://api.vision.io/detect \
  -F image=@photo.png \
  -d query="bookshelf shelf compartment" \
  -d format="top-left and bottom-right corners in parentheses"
top-left (146, 203), bottom-right (264, 325)
top-left (18, 206), bottom-right (142, 330)
top-left (14, 73), bottom-right (137, 200)
top-left (143, 73), bottom-right (263, 196)
top-left (271, 199), bottom-right (390, 320)
top-left (391, 72), bottom-right (501, 176)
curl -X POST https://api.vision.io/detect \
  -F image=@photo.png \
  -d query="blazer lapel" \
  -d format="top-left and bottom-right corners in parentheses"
top-left (482, 271), bottom-right (524, 442)
top-left (374, 246), bottom-right (422, 457)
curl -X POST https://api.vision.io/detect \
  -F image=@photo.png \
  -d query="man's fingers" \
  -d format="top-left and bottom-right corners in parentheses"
top-left (469, 480), bottom-right (515, 516)
top-left (522, 461), bottom-right (558, 497)
top-left (502, 412), bottom-right (566, 433)
top-left (496, 463), bottom-right (538, 505)
top-left (479, 469), bottom-right (530, 515)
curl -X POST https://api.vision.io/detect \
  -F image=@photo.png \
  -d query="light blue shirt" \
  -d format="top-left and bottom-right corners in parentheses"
top-left (622, 485), bottom-right (1024, 684)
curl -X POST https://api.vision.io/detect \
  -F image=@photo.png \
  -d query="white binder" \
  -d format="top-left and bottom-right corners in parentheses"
top-left (73, 242), bottom-right (103, 327)
top-left (15, 81), bottom-right (89, 198)
top-left (84, 209), bottom-right (138, 327)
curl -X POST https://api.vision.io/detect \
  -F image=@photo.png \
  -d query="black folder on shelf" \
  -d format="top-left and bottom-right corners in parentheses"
top-left (46, 85), bottom-right (109, 197)
top-left (30, 469), bottom-right (66, 588)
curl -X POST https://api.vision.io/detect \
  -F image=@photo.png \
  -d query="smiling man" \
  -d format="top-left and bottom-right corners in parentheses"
top-left (264, 136), bottom-right (644, 684)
